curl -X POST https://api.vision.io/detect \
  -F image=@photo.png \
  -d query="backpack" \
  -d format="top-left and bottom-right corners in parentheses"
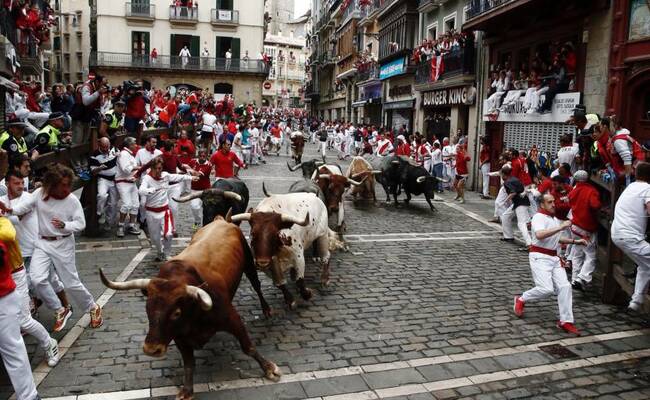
top-left (612, 133), bottom-right (645, 164)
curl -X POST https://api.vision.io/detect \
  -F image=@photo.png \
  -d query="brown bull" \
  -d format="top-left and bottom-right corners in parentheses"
top-left (345, 156), bottom-right (381, 202)
top-left (290, 134), bottom-right (305, 164)
top-left (99, 217), bottom-right (280, 400)
top-left (314, 165), bottom-right (365, 231)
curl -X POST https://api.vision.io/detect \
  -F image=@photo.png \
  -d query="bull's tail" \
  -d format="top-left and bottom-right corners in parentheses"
top-left (328, 229), bottom-right (348, 252)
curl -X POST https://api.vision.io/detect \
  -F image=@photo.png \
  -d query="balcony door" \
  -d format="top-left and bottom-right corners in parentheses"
top-left (171, 34), bottom-right (200, 67)
top-left (217, 0), bottom-right (233, 10)
top-left (132, 31), bottom-right (149, 65)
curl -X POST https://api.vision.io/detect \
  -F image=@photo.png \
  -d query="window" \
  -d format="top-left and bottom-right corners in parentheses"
top-left (217, 0), bottom-right (233, 11)
top-left (427, 22), bottom-right (438, 40)
top-left (215, 36), bottom-right (240, 58)
top-left (443, 12), bottom-right (457, 32)
top-left (462, 6), bottom-right (470, 24)
top-left (170, 34), bottom-right (199, 56)
top-left (132, 31), bottom-right (150, 56)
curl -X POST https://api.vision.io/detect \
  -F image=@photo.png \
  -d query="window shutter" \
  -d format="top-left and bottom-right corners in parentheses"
top-left (144, 32), bottom-right (150, 55)
top-left (215, 36), bottom-right (223, 58)
top-left (170, 34), bottom-right (176, 55)
top-left (232, 38), bottom-right (240, 59)
top-left (190, 36), bottom-right (200, 56)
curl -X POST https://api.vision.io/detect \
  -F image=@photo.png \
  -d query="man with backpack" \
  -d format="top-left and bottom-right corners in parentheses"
top-left (608, 121), bottom-right (645, 186)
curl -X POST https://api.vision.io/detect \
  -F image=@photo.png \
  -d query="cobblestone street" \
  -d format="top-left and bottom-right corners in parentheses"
top-left (1, 146), bottom-right (649, 400)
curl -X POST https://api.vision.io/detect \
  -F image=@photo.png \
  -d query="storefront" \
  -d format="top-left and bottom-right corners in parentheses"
top-left (353, 81), bottom-right (382, 126)
top-left (420, 85), bottom-right (475, 141)
top-left (380, 59), bottom-right (415, 132)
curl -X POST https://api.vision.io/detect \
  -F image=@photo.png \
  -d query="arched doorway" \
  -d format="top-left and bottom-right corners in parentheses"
top-left (624, 68), bottom-right (650, 143)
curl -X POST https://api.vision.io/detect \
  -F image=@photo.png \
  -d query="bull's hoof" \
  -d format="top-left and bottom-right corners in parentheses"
top-left (264, 362), bottom-right (282, 382)
top-left (300, 288), bottom-right (313, 301)
top-left (176, 387), bottom-right (193, 400)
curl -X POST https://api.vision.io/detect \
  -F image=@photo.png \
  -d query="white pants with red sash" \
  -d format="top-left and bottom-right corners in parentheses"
top-left (570, 224), bottom-right (597, 284)
top-left (146, 205), bottom-right (175, 256)
top-left (523, 249), bottom-right (574, 323)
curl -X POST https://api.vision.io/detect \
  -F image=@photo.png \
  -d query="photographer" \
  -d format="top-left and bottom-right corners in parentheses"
top-left (122, 81), bottom-right (150, 138)
top-left (71, 74), bottom-right (107, 145)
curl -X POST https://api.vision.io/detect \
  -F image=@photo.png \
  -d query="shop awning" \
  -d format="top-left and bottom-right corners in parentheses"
top-left (352, 98), bottom-right (381, 108)
top-left (383, 99), bottom-right (415, 110)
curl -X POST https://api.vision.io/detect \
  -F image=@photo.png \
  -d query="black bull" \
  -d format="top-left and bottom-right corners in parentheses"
top-left (374, 156), bottom-right (443, 211)
top-left (173, 178), bottom-right (250, 225)
top-left (287, 158), bottom-right (325, 179)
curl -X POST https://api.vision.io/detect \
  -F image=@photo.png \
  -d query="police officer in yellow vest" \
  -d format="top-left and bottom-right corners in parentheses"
top-left (0, 117), bottom-right (29, 160)
top-left (32, 112), bottom-right (68, 158)
top-left (99, 100), bottom-right (125, 140)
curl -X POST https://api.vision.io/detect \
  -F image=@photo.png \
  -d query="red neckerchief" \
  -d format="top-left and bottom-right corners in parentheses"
top-left (538, 208), bottom-right (554, 217)
top-left (146, 146), bottom-right (155, 154)
top-left (124, 147), bottom-right (134, 156)
top-left (148, 172), bottom-right (162, 181)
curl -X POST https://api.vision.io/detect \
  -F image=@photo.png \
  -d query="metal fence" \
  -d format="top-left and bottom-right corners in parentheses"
top-left (210, 9), bottom-right (239, 24)
top-left (466, 0), bottom-right (516, 20)
top-left (125, 2), bottom-right (155, 18)
top-left (169, 5), bottom-right (198, 21)
top-left (415, 48), bottom-right (475, 85)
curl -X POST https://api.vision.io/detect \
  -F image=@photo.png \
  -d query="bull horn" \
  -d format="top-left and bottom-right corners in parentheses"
top-left (262, 182), bottom-right (272, 198)
top-left (287, 161), bottom-right (302, 171)
top-left (225, 208), bottom-right (233, 223)
top-left (416, 176), bottom-right (427, 183)
top-left (223, 191), bottom-right (242, 202)
top-left (173, 191), bottom-right (204, 203)
top-left (204, 188), bottom-right (225, 197)
top-left (281, 212), bottom-right (310, 227)
top-left (186, 285), bottom-right (213, 311)
top-left (318, 174), bottom-right (331, 180)
top-left (315, 160), bottom-right (325, 166)
top-left (99, 268), bottom-right (150, 291)
top-left (391, 160), bottom-right (400, 165)
top-left (230, 212), bottom-right (252, 224)
top-left (372, 170), bottom-right (383, 175)
top-left (347, 176), bottom-right (366, 186)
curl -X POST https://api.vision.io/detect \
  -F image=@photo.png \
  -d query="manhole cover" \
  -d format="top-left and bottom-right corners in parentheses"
top-left (539, 344), bottom-right (579, 359)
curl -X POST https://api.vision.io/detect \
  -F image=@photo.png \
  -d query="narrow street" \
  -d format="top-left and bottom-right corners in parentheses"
top-left (3, 144), bottom-right (648, 400)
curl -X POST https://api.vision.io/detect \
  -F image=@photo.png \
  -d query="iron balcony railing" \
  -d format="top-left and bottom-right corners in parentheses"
top-left (211, 9), bottom-right (239, 24)
top-left (415, 47), bottom-right (475, 85)
top-left (466, 0), bottom-right (517, 21)
top-left (341, 0), bottom-right (361, 21)
top-left (169, 5), bottom-right (198, 22)
top-left (357, 63), bottom-right (380, 81)
top-left (90, 52), bottom-right (270, 74)
top-left (126, 2), bottom-right (156, 19)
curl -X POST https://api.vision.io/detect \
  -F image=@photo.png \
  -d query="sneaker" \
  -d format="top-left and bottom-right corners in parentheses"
top-left (513, 296), bottom-right (525, 317)
top-left (53, 306), bottom-right (73, 332)
top-left (98, 214), bottom-right (106, 225)
top-left (627, 302), bottom-right (641, 312)
top-left (572, 280), bottom-right (585, 292)
top-left (45, 338), bottom-right (60, 367)
top-left (127, 225), bottom-right (141, 235)
top-left (557, 321), bottom-right (581, 336)
top-left (89, 305), bottom-right (103, 329)
top-left (500, 238), bottom-right (515, 243)
top-left (116, 225), bottom-right (125, 238)
top-left (459, 199), bottom-right (465, 204)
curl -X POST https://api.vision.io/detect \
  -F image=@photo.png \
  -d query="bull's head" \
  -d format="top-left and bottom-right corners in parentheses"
top-left (99, 268), bottom-right (212, 358)
top-left (316, 174), bottom-right (365, 213)
top-left (230, 210), bottom-right (309, 269)
top-left (174, 189), bottom-right (242, 222)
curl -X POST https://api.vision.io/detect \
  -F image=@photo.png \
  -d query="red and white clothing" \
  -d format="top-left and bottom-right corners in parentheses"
top-left (188, 159), bottom-right (213, 226)
top-left (135, 147), bottom-right (162, 168)
top-left (210, 150), bottom-right (244, 179)
top-left (557, 143), bottom-right (580, 173)
top-left (455, 151), bottom-right (470, 177)
top-left (395, 143), bottom-right (411, 157)
top-left (480, 145), bottom-right (491, 197)
top-left (416, 143), bottom-right (433, 172)
top-left (568, 182), bottom-right (601, 284)
top-left (116, 148), bottom-right (139, 216)
top-left (521, 211), bottom-right (574, 324)
top-left (139, 173), bottom-right (193, 258)
top-left (375, 139), bottom-right (393, 157)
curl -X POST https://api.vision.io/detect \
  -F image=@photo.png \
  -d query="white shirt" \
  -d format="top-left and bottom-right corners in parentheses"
top-left (611, 181), bottom-right (650, 241)
top-left (431, 148), bottom-right (443, 165)
top-left (116, 148), bottom-right (138, 181)
top-left (139, 173), bottom-right (193, 209)
top-left (135, 147), bottom-right (162, 167)
top-left (442, 145), bottom-right (455, 161)
top-left (1, 192), bottom-right (37, 256)
top-left (179, 48), bottom-right (191, 58)
top-left (375, 139), bottom-right (393, 156)
top-left (12, 189), bottom-right (85, 238)
top-left (202, 113), bottom-right (217, 132)
top-left (530, 212), bottom-right (561, 253)
top-left (557, 143), bottom-right (580, 173)
top-left (225, 51), bottom-right (232, 59)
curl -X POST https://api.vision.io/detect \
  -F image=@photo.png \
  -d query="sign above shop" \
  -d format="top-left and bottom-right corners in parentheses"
top-left (422, 86), bottom-right (475, 107)
top-left (483, 92), bottom-right (581, 123)
top-left (379, 57), bottom-right (406, 80)
top-left (389, 85), bottom-right (412, 98)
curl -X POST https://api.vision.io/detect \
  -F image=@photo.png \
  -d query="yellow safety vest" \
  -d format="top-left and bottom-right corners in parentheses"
top-left (0, 131), bottom-right (9, 148)
top-left (39, 125), bottom-right (60, 148)
top-left (105, 110), bottom-right (121, 129)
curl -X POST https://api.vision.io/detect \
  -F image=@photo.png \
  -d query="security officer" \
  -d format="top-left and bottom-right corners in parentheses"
top-left (0, 117), bottom-right (29, 160)
top-left (99, 100), bottom-right (125, 140)
top-left (32, 112), bottom-right (68, 158)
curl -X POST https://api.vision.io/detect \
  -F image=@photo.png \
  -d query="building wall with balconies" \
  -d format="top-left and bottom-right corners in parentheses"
top-left (48, 0), bottom-right (90, 85)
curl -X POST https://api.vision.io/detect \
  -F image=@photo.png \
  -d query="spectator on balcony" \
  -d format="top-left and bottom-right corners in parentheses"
top-left (201, 44), bottom-right (210, 69)
top-left (179, 45), bottom-right (191, 68)
top-left (225, 48), bottom-right (233, 70)
top-left (523, 69), bottom-right (547, 114)
top-left (538, 57), bottom-right (570, 114)
top-left (150, 48), bottom-right (158, 65)
top-left (485, 70), bottom-right (508, 114)
top-left (243, 50), bottom-right (250, 70)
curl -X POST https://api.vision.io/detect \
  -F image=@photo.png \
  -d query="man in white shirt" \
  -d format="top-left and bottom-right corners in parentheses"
top-left (225, 48), bottom-right (233, 70)
top-left (139, 158), bottom-right (196, 261)
top-left (556, 135), bottom-right (580, 173)
top-left (611, 162), bottom-right (650, 312)
top-left (200, 111), bottom-right (217, 149)
top-left (375, 132), bottom-right (393, 157)
top-left (135, 135), bottom-right (163, 168)
top-left (90, 137), bottom-right (118, 226)
top-left (1, 164), bottom-right (104, 330)
top-left (513, 193), bottom-right (587, 336)
top-left (442, 137), bottom-right (455, 190)
top-left (431, 142), bottom-right (443, 193)
top-left (179, 46), bottom-right (191, 68)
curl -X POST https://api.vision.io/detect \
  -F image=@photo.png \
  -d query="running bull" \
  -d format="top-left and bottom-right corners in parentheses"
top-left (263, 180), bottom-right (326, 205)
top-left (230, 192), bottom-right (344, 309)
top-left (286, 158), bottom-right (325, 179)
top-left (173, 178), bottom-right (249, 225)
top-left (378, 155), bottom-right (444, 211)
top-left (346, 156), bottom-right (381, 202)
top-left (99, 217), bottom-right (279, 400)
top-left (313, 164), bottom-right (366, 231)
top-left (290, 133), bottom-right (305, 164)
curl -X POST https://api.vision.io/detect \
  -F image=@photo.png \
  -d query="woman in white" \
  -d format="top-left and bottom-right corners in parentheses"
top-left (139, 158), bottom-right (196, 261)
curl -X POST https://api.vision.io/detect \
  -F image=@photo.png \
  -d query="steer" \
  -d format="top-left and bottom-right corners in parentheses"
top-left (313, 164), bottom-right (365, 231)
top-left (173, 178), bottom-right (249, 225)
top-left (346, 156), bottom-right (381, 202)
top-left (287, 158), bottom-right (325, 179)
top-left (99, 217), bottom-right (280, 400)
top-left (231, 193), bottom-right (342, 309)
top-left (290, 134), bottom-right (305, 164)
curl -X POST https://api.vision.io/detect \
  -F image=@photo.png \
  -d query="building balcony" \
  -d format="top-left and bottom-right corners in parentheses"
top-left (211, 9), bottom-right (239, 27)
top-left (463, 0), bottom-right (535, 31)
top-left (125, 2), bottom-right (155, 22)
top-left (356, 63), bottom-right (380, 82)
top-left (414, 47), bottom-right (475, 87)
top-left (169, 6), bottom-right (198, 25)
top-left (319, 51), bottom-right (338, 67)
top-left (90, 51), bottom-right (270, 76)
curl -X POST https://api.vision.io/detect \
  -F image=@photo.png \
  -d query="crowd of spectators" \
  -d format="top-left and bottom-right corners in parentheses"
top-left (411, 29), bottom-right (472, 65)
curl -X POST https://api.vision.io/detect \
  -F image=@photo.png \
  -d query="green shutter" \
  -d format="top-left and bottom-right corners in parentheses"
top-left (217, 0), bottom-right (233, 10)
top-left (144, 32), bottom-right (150, 55)
top-left (215, 36), bottom-right (223, 58)
top-left (232, 38), bottom-right (240, 59)
top-left (170, 34), bottom-right (176, 55)
top-left (190, 36), bottom-right (200, 57)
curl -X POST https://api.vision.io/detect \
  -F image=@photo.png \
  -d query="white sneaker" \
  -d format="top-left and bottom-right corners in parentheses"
top-left (45, 337), bottom-right (60, 367)
top-left (98, 214), bottom-right (106, 225)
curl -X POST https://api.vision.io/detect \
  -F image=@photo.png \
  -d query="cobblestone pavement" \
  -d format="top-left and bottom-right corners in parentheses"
top-left (1, 144), bottom-right (649, 400)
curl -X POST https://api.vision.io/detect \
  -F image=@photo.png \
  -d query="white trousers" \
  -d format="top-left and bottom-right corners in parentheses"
top-left (502, 205), bottom-right (532, 245)
top-left (523, 87), bottom-right (549, 110)
top-left (481, 163), bottom-right (491, 197)
top-left (486, 91), bottom-right (505, 111)
top-left (13, 269), bottom-right (50, 350)
top-left (570, 226), bottom-right (597, 284)
top-left (318, 141), bottom-right (327, 158)
top-left (31, 237), bottom-right (95, 313)
top-left (116, 182), bottom-right (139, 215)
top-left (612, 237), bottom-right (650, 307)
top-left (443, 161), bottom-right (454, 188)
top-left (501, 90), bottom-right (524, 106)
top-left (494, 186), bottom-right (510, 218)
top-left (167, 183), bottom-right (183, 232)
top-left (0, 291), bottom-right (39, 400)
top-left (190, 198), bottom-right (203, 225)
top-left (423, 159), bottom-right (433, 175)
top-left (522, 253), bottom-right (574, 323)
top-left (25, 256), bottom-right (64, 310)
top-left (146, 210), bottom-right (173, 256)
top-left (97, 178), bottom-right (118, 223)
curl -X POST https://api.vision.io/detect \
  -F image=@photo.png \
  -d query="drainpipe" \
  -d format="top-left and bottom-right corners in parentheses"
top-left (471, 31), bottom-right (486, 192)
